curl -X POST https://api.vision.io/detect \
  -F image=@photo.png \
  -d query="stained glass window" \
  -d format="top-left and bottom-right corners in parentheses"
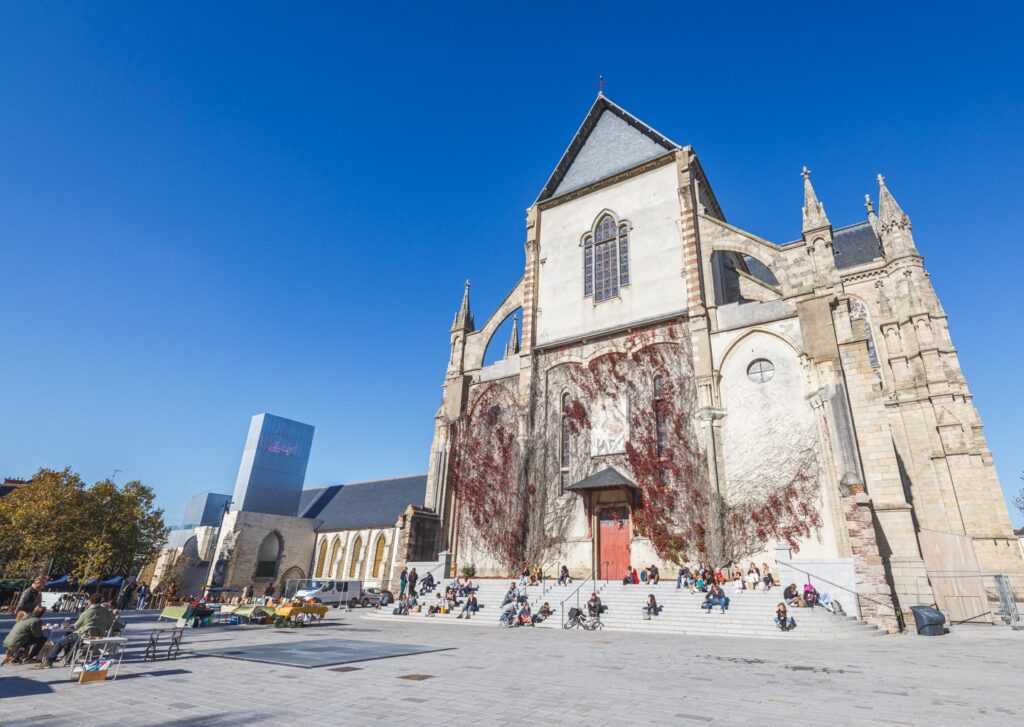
top-left (583, 213), bottom-right (630, 302)
top-left (584, 240), bottom-right (594, 296)
top-left (618, 225), bottom-right (630, 286)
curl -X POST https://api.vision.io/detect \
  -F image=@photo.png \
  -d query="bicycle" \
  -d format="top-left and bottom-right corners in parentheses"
top-left (563, 607), bottom-right (603, 631)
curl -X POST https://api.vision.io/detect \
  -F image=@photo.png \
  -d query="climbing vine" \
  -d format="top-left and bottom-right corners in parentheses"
top-left (447, 319), bottom-right (825, 573)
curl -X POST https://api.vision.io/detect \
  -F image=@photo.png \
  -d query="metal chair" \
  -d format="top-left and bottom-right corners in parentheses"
top-left (143, 630), bottom-right (161, 661)
top-left (167, 627), bottom-right (183, 660)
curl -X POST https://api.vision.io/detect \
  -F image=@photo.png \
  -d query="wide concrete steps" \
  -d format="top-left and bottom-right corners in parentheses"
top-left (375, 579), bottom-right (884, 640)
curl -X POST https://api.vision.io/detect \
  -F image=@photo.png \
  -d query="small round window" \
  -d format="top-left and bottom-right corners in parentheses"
top-left (747, 358), bottom-right (775, 384)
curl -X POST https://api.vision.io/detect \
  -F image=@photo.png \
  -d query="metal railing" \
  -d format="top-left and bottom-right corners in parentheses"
top-left (911, 572), bottom-right (1022, 627)
top-left (559, 568), bottom-right (597, 629)
top-left (775, 559), bottom-right (898, 627)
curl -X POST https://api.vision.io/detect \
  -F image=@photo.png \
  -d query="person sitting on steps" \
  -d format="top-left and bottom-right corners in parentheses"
top-left (701, 583), bottom-right (730, 613)
top-left (644, 594), bottom-right (659, 618)
top-left (762, 563), bottom-right (775, 592)
top-left (648, 565), bottom-right (660, 585)
top-left (535, 602), bottom-right (552, 623)
top-left (783, 583), bottom-right (802, 608)
top-left (586, 593), bottom-right (602, 620)
top-left (456, 592), bottom-right (478, 619)
top-left (774, 602), bottom-right (796, 631)
top-left (557, 565), bottom-right (571, 586)
top-left (803, 583), bottom-right (819, 609)
top-left (517, 602), bottom-right (533, 626)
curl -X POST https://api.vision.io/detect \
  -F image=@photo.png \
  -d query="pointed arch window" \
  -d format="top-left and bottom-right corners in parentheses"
top-left (349, 536), bottom-right (363, 579)
top-left (314, 539), bottom-right (328, 578)
top-left (583, 213), bottom-right (630, 302)
top-left (371, 535), bottom-right (387, 578)
top-left (328, 538), bottom-right (341, 575)
top-left (560, 392), bottom-right (571, 488)
top-left (849, 298), bottom-right (880, 368)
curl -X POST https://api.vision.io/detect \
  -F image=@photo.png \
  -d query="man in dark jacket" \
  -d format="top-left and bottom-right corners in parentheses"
top-left (16, 577), bottom-right (47, 619)
top-left (3, 606), bottom-right (48, 661)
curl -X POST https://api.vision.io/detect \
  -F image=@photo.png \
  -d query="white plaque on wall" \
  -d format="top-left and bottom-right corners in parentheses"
top-left (591, 395), bottom-right (629, 456)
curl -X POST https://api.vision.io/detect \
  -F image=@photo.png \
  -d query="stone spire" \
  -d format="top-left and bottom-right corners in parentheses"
top-left (451, 279), bottom-right (474, 333)
top-left (801, 167), bottom-right (831, 234)
top-left (876, 174), bottom-right (918, 257)
top-left (504, 313), bottom-right (520, 357)
top-left (865, 194), bottom-right (881, 238)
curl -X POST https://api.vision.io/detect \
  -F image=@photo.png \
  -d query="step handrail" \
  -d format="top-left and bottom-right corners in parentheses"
top-left (560, 568), bottom-right (596, 628)
top-left (776, 558), bottom-right (900, 628)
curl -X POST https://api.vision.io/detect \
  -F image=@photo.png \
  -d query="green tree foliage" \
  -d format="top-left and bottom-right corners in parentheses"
top-left (0, 467), bottom-right (168, 581)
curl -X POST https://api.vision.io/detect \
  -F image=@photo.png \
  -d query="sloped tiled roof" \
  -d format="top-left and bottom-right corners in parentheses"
top-left (833, 221), bottom-right (883, 269)
top-left (300, 476), bottom-right (427, 531)
top-left (566, 466), bottom-right (638, 492)
top-left (536, 95), bottom-right (680, 203)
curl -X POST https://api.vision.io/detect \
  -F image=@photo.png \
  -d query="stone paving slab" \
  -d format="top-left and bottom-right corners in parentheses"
top-left (1, 610), bottom-right (1021, 726)
top-left (197, 637), bottom-right (452, 668)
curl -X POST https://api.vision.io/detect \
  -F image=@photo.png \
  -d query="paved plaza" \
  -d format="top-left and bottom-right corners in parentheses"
top-left (1, 610), bottom-right (1021, 726)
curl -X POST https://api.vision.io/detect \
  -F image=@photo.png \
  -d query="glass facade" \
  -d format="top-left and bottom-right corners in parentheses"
top-left (231, 413), bottom-right (315, 516)
top-left (182, 491), bottom-right (233, 528)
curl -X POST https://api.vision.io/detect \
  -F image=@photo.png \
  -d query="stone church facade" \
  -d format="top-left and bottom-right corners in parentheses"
top-left (423, 95), bottom-right (1024, 628)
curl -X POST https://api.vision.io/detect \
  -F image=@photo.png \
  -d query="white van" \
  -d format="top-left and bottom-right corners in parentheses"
top-left (293, 579), bottom-right (361, 607)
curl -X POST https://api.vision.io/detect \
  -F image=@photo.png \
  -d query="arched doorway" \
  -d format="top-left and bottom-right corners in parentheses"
top-left (255, 532), bottom-right (282, 579)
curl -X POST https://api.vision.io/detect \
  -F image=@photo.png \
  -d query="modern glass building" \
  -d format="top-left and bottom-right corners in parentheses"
top-left (231, 413), bottom-right (315, 516)
top-left (182, 491), bottom-right (233, 528)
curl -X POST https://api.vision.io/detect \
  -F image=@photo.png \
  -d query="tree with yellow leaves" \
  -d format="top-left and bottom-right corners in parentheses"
top-left (0, 468), bottom-right (168, 582)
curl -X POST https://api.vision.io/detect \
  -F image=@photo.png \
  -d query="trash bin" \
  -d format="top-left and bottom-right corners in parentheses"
top-left (909, 606), bottom-right (946, 635)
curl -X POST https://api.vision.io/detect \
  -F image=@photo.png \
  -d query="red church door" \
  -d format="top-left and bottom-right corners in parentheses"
top-left (598, 507), bottom-right (630, 581)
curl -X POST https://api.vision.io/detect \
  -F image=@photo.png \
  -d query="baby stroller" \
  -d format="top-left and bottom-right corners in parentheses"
top-left (499, 601), bottom-right (518, 628)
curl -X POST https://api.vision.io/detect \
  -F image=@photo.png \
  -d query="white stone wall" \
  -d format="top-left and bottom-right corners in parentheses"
top-left (717, 330), bottom-right (840, 559)
top-left (535, 163), bottom-right (686, 346)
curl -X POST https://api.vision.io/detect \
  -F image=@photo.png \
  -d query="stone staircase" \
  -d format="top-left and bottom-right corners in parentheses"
top-left (368, 578), bottom-right (884, 640)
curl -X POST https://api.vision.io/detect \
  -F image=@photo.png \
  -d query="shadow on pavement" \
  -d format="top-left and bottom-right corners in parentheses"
top-left (0, 675), bottom-right (56, 698)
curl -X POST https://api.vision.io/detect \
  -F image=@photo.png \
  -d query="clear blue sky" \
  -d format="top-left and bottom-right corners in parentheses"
top-left (1, 2), bottom-right (1021, 527)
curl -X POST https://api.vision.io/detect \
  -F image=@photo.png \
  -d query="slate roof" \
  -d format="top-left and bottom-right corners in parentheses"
top-left (832, 221), bottom-right (883, 269)
top-left (299, 475), bottom-right (427, 531)
top-left (536, 95), bottom-right (680, 203)
top-left (566, 466), bottom-right (638, 492)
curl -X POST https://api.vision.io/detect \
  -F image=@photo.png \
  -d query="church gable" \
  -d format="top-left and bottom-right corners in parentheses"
top-left (537, 95), bottom-right (679, 202)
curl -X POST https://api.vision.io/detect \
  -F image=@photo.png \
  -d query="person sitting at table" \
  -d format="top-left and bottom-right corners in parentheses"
top-left (3, 606), bottom-right (48, 662)
top-left (38, 594), bottom-right (114, 668)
